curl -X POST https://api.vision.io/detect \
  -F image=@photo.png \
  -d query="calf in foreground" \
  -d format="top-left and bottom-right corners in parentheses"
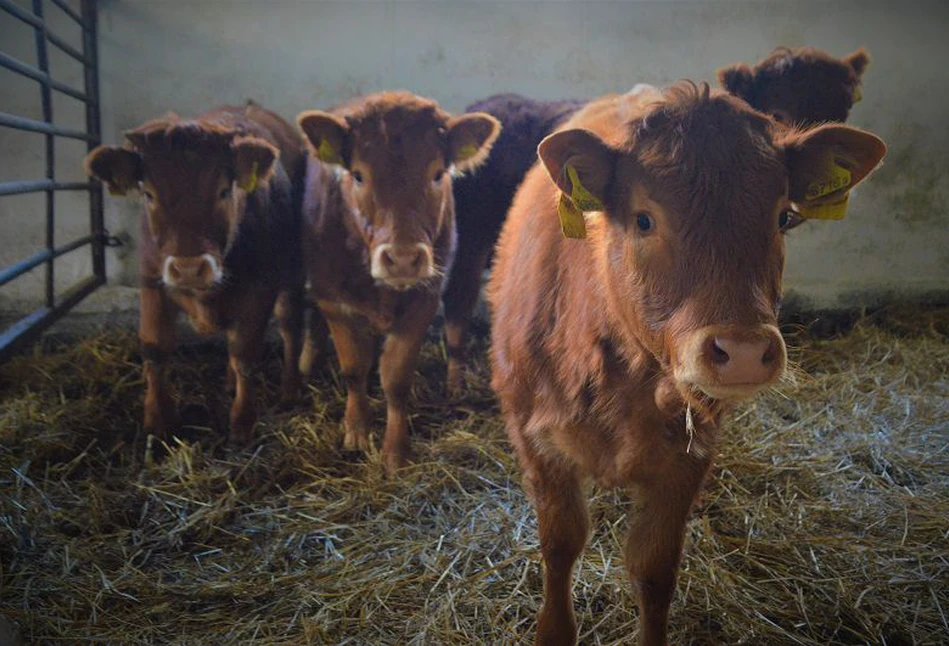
top-left (488, 83), bottom-right (886, 645)
top-left (84, 102), bottom-right (305, 445)
top-left (297, 91), bottom-right (499, 473)
top-left (446, 46), bottom-right (870, 393)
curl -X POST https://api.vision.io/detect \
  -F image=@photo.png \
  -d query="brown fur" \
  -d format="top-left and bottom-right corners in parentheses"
top-left (297, 91), bottom-right (499, 473)
top-left (84, 103), bottom-right (306, 446)
top-left (445, 46), bottom-right (870, 393)
top-left (488, 83), bottom-right (886, 645)
top-left (717, 46), bottom-right (870, 125)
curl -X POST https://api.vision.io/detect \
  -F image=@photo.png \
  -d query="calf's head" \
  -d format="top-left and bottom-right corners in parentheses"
top-left (718, 47), bottom-right (870, 125)
top-left (85, 117), bottom-right (278, 290)
top-left (539, 83), bottom-right (885, 405)
top-left (298, 92), bottom-right (499, 290)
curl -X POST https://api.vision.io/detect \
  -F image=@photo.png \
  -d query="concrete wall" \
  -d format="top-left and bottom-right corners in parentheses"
top-left (2, 0), bottom-right (947, 310)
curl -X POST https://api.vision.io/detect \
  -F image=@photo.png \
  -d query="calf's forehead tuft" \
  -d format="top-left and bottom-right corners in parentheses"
top-left (125, 116), bottom-right (238, 155)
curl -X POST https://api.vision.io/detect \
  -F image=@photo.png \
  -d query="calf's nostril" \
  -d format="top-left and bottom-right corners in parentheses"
top-left (711, 338), bottom-right (730, 365)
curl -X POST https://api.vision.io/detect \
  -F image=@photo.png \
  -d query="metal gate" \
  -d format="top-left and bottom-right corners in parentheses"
top-left (0, 0), bottom-right (104, 362)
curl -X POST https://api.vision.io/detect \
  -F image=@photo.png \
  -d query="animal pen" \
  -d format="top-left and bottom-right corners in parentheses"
top-left (1, 2), bottom-right (947, 645)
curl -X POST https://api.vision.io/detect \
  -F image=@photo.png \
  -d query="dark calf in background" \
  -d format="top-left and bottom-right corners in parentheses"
top-left (297, 91), bottom-right (499, 473)
top-left (717, 46), bottom-right (870, 125)
top-left (84, 102), bottom-right (305, 446)
top-left (444, 46), bottom-right (871, 392)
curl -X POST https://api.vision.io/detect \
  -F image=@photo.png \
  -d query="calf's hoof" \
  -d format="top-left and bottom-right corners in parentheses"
top-left (342, 426), bottom-right (370, 452)
top-left (535, 607), bottom-right (577, 646)
top-left (383, 444), bottom-right (409, 476)
top-left (143, 405), bottom-right (179, 441)
top-left (229, 409), bottom-right (258, 448)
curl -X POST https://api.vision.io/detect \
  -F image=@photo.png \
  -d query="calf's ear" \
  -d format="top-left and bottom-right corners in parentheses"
top-left (232, 136), bottom-right (278, 193)
top-left (783, 124), bottom-right (886, 220)
top-left (297, 111), bottom-right (350, 167)
top-left (447, 112), bottom-right (501, 172)
top-left (538, 128), bottom-right (616, 210)
top-left (717, 62), bottom-right (756, 103)
top-left (843, 47), bottom-right (870, 78)
top-left (84, 145), bottom-right (143, 196)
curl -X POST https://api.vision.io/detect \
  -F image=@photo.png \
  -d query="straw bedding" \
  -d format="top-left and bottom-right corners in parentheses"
top-left (1, 305), bottom-right (947, 645)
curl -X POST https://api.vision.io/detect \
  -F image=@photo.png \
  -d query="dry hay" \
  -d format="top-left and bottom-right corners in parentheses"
top-left (1, 306), bottom-right (948, 645)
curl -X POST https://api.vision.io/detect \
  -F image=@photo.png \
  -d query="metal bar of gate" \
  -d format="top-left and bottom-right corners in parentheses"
top-left (82, 0), bottom-right (105, 284)
top-left (0, 236), bottom-right (97, 290)
top-left (0, 0), bottom-right (105, 363)
top-left (0, 52), bottom-right (93, 104)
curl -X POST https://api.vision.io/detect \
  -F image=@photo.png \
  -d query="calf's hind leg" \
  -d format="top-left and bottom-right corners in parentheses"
top-left (442, 243), bottom-right (491, 395)
top-left (226, 290), bottom-right (278, 446)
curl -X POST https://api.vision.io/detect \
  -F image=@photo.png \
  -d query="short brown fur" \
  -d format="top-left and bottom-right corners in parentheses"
top-left (84, 102), bottom-right (306, 446)
top-left (489, 83), bottom-right (885, 645)
top-left (297, 91), bottom-right (499, 473)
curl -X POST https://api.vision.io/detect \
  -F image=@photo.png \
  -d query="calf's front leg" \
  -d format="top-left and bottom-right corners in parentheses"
top-left (275, 285), bottom-right (305, 402)
top-left (323, 311), bottom-right (374, 452)
top-left (226, 291), bottom-right (278, 446)
top-left (379, 294), bottom-right (439, 474)
top-left (626, 456), bottom-right (711, 646)
top-left (139, 285), bottom-right (178, 439)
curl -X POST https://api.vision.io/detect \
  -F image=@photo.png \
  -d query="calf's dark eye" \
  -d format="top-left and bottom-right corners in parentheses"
top-left (219, 187), bottom-right (231, 200)
top-left (635, 212), bottom-right (653, 233)
top-left (351, 170), bottom-right (363, 184)
top-left (433, 169), bottom-right (444, 183)
top-left (778, 208), bottom-right (802, 232)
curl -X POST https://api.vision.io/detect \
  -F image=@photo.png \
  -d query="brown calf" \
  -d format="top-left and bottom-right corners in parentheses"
top-left (488, 83), bottom-right (885, 645)
top-left (718, 46), bottom-right (870, 125)
top-left (296, 91), bottom-right (499, 473)
top-left (445, 47), bottom-right (871, 392)
top-left (84, 102), bottom-right (305, 445)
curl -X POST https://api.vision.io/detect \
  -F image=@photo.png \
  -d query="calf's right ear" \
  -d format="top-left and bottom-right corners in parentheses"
top-left (297, 111), bottom-right (350, 167)
top-left (84, 145), bottom-right (143, 196)
top-left (717, 62), bottom-right (756, 103)
top-left (537, 128), bottom-right (616, 210)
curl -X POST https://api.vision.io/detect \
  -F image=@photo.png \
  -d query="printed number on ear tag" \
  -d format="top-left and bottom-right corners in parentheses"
top-left (805, 154), bottom-right (851, 201)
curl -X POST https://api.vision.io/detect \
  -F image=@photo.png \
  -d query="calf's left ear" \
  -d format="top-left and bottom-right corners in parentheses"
top-left (783, 124), bottom-right (886, 220)
top-left (717, 62), bottom-right (756, 103)
top-left (447, 113), bottom-right (501, 172)
top-left (232, 136), bottom-right (278, 193)
top-left (843, 47), bottom-right (870, 78)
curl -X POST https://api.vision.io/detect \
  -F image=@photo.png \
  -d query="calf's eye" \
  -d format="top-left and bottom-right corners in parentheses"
top-left (351, 170), bottom-right (364, 184)
top-left (219, 187), bottom-right (232, 200)
top-left (779, 208), bottom-right (803, 232)
top-left (433, 169), bottom-right (445, 184)
top-left (634, 212), bottom-right (653, 233)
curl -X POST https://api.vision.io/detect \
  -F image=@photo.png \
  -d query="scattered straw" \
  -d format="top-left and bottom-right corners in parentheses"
top-left (1, 306), bottom-right (947, 644)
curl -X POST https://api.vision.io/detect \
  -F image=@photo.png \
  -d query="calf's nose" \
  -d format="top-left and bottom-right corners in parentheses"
top-left (372, 243), bottom-right (433, 285)
top-left (707, 334), bottom-right (779, 386)
top-left (163, 254), bottom-right (220, 289)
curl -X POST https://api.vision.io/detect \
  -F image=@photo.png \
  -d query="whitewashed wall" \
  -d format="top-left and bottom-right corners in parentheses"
top-left (2, 0), bottom-right (947, 310)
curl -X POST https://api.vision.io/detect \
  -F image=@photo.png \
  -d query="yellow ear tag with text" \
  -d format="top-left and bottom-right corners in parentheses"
top-left (567, 164), bottom-right (605, 212)
top-left (239, 161), bottom-right (259, 193)
top-left (799, 194), bottom-right (849, 220)
top-left (804, 152), bottom-right (851, 201)
top-left (316, 138), bottom-right (343, 165)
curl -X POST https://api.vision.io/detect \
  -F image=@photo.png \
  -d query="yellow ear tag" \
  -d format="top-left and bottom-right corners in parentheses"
top-left (316, 138), bottom-right (343, 165)
top-left (567, 164), bottom-right (605, 212)
top-left (798, 194), bottom-right (849, 220)
top-left (804, 155), bottom-right (851, 201)
top-left (558, 192), bottom-right (587, 239)
top-left (239, 160), bottom-right (259, 193)
top-left (852, 85), bottom-right (863, 104)
top-left (457, 143), bottom-right (478, 161)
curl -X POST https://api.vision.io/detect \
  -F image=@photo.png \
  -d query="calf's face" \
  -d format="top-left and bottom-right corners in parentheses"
top-left (85, 123), bottom-right (278, 291)
top-left (298, 99), bottom-right (499, 290)
top-left (540, 87), bottom-right (885, 405)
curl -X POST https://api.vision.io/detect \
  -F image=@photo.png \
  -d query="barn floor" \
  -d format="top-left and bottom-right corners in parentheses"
top-left (1, 307), bottom-right (948, 645)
